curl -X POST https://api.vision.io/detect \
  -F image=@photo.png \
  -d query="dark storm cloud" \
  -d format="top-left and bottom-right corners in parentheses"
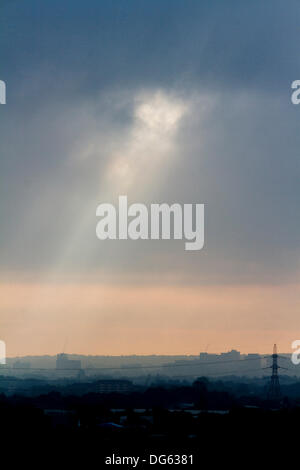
top-left (1, 0), bottom-right (299, 98)
top-left (0, 0), bottom-right (299, 283)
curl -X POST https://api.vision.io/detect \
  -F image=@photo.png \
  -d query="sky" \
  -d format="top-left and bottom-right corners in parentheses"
top-left (0, 0), bottom-right (300, 356)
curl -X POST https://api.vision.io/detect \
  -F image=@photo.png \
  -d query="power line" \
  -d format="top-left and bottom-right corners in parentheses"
top-left (0, 356), bottom-right (267, 372)
top-left (169, 367), bottom-right (265, 379)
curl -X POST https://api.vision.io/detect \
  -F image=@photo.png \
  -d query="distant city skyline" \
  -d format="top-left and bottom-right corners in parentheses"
top-left (2, 348), bottom-right (297, 384)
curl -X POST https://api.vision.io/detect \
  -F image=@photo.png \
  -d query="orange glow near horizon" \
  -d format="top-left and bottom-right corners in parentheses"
top-left (0, 281), bottom-right (299, 357)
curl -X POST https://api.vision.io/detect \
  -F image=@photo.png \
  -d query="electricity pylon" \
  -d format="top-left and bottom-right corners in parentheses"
top-left (267, 344), bottom-right (281, 400)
